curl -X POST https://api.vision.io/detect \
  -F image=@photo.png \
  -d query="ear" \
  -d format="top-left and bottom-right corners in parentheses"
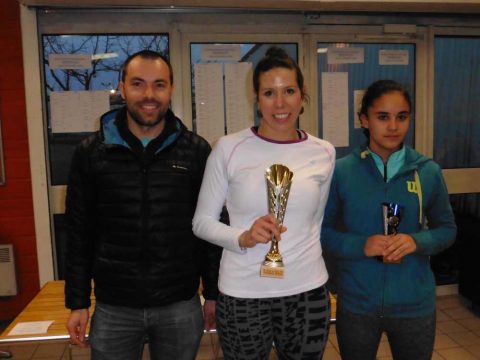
top-left (119, 81), bottom-right (126, 100)
top-left (360, 114), bottom-right (369, 129)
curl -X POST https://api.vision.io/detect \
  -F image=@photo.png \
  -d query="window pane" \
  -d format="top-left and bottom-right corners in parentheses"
top-left (317, 43), bottom-right (415, 158)
top-left (434, 36), bottom-right (480, 169)
top-left (42, 34), bottom-right (169, 185)
top-left (190, 43), bottom-right (297, 142)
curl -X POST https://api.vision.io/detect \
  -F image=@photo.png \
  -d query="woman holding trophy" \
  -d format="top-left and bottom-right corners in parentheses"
top-left (321, 79), bottom-right (456, 360)
top-left (193, 47), bottom-right (335, 359)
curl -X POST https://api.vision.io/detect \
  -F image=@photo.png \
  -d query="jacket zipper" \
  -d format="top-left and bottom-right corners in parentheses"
top-left (381, 162), bottom-right (388, 317)
top-left (140, 164), bottom-right (149, 304)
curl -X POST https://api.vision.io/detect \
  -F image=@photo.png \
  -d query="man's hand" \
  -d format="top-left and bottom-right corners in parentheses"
top-left (383, 233), bottom-right (417, 262)
top-left (203, 300), bottom-right (216, 331)
top-left (67, 308), bottom-right (90, 347)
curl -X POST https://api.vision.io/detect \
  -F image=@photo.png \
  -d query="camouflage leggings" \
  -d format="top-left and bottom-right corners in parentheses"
top-left (216, 285), bottom-right (330, 360)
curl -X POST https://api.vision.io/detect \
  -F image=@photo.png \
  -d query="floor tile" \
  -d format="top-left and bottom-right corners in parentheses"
top-left (380, 332), bottom-right (388, 342)
top-left (3, 343), bottom-right (37, 359)
top-left (437, 309), bottom-right (453, 322)
top-left (322, 347), bottom-right (341, 360)
top-left (443, 307), bottom-right (477, 320)
top-left (328, 332), bottom-right (339, 351)
top-left (432, 351), bottom-right (446, 359)
top-left (458, 317), bottom-right (480, 331)
top-left (32, 342), bottom-right (66, 359)
top-left (437, 347), bottom-right (479, 360)
top-left (196, 344), bottom-right (215, 360)
top-left (376, 340), bottom-right (392, 357)
top-left (447, 331), bottom-right (480, 347)
top-left (437, 320), bottom-right (468, 334)
top-left (465, 343), bottom-right (480, 358)
top-left (435, 334), bottom-right (461, 350)
top-left (437, 295), bottom-right (465, 310)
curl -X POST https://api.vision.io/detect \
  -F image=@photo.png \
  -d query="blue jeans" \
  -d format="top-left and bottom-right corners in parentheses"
top-left (336, 307), bottom-right (435, 360)
top-left (89, 295), bottom-right (204, 360)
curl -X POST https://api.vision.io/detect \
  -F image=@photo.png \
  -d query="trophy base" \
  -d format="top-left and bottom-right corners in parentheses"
top-left (260, 261), bottom-right (284, 278)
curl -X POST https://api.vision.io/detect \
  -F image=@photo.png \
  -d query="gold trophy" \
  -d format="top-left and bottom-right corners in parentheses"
top-left (260, 164), bottom-right (294, 279)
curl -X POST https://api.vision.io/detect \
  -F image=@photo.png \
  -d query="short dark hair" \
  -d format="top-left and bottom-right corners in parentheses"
top-left (359, 79), bottom-right (412, 138)
top-left (121, 50), bottom-right (173, 85)
top-left (253, 46), bottom-right (307, 102)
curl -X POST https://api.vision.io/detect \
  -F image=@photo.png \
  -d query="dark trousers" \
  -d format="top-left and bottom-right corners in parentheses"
top-left (336, 306), bottom-right (436, 360)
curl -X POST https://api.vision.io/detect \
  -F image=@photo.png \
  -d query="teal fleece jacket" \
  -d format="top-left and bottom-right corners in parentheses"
top-left (321, 146), bottom-right (456, 318)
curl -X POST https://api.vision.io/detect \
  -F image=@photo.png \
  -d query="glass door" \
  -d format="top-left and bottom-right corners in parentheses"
top-left (315, 42), bottom-right (416, 159)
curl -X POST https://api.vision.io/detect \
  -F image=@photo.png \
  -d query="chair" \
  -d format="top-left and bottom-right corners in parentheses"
top-left (0, 350), bottom-right (12, 358)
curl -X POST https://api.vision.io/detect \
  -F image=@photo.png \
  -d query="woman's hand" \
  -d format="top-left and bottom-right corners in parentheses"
top-left (383, 233), bottom-right (417, 262)
top-left (239, 214), bottom-right (286, 248)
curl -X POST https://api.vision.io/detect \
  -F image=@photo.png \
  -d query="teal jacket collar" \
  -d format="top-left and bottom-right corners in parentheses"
top-left (99, 107), bottom-right (182, 155)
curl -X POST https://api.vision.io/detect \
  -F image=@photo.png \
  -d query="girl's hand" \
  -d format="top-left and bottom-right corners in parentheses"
top-left (364, 234), bottom-right (389, 257)
top-left (383, 233), bottom-right (417, 262)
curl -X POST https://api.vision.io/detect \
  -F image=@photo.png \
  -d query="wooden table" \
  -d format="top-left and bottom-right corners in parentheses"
top-left (0, 281), bottom-right (94, 359)
top-left (0, 280), bottom-right (336, 359)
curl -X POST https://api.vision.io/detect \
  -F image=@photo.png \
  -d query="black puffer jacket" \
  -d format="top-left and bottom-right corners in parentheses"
top-left (65, 107), bottom-right (221, 310)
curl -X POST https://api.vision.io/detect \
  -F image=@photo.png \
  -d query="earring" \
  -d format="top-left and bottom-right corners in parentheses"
top-left (299, 106), bottom-right (304, 115)
top-left (257, 109), bottom-right (263, 118)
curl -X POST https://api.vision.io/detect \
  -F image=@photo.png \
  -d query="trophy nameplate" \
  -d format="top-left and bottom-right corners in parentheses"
top-left (260, 164), bottom-right (293, 279)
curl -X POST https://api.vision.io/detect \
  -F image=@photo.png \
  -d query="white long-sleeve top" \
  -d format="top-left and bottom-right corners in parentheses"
top-left (193, 128), bottom-right (335, 298)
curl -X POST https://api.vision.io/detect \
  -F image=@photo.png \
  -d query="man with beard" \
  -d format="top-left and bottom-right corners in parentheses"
top-left (64, 50), bottom-right (220, 360)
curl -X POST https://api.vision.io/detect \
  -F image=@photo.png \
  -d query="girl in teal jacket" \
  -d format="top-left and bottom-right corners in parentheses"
top-left (321, 80), bottom-right (456, 360)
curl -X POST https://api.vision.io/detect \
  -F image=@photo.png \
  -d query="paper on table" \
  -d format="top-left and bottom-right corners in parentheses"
top-left (8, 321), bottom-right (54, 336)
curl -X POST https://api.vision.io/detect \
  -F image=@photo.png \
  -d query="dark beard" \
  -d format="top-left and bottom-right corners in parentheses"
top-left (127, 106), bottom-right (167, 128)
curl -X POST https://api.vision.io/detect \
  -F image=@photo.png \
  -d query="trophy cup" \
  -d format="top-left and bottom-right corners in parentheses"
top-left (260, 164), bottom-right (293, 279)
top-left (382, 202), bottom-right (402, 264)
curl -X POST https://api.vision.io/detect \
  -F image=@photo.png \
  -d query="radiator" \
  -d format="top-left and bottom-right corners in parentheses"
top-left (0, 244), bottom-right (18, 296)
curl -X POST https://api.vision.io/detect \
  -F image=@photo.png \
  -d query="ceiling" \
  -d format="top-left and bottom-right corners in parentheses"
top-left (15, 0), bottom-right (480, 14)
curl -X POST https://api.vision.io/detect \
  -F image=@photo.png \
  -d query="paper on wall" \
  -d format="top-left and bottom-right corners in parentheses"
top-left (48, 54), bottom-right (92, 70)
top-left (224, 62), bottom-right (254, 134)
top-left (50, 90), bottom-right (110, 133)
top-left (353, 89), bottom-right (366, 129)
top-left (322, 72), bottom-right (349, 147)
top-left (327, 47), bottom-right (364, 64)
top-left (379, 49), bottom-right (409, 65)
top-left (194, 63), bottom-right (225, 145)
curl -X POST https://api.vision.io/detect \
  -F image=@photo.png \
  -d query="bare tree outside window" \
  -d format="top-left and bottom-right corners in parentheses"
top-left (43, 34), bottom-right (168, 94)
